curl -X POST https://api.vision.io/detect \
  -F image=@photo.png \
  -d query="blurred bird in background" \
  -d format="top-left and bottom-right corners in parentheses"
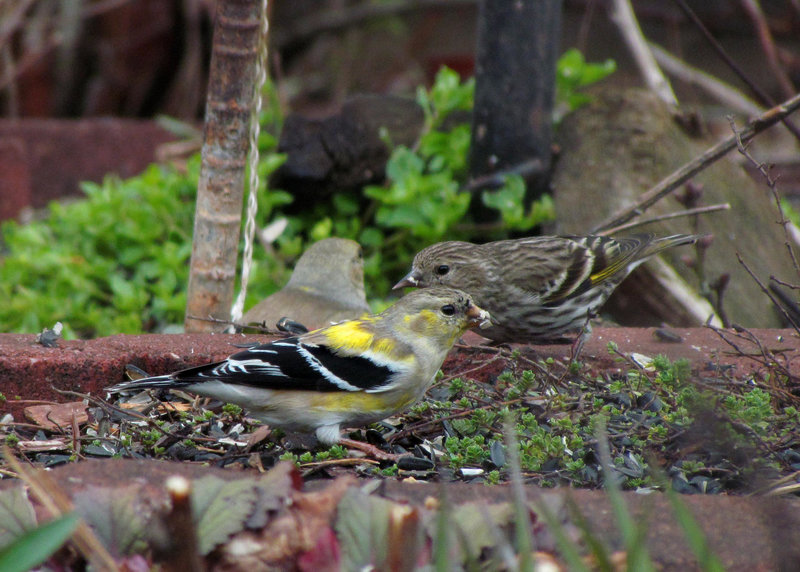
top-left (394, 233), bottom-right (701, 346)
top-left (242, 237), bottom-right (370, 333)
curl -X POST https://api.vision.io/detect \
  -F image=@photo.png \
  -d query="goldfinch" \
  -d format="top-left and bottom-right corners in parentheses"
top-left (394, 233), bottom-right (700, 344)
top-left (242, 237), bottom-right (370, 332)
top-left (109, 287), bottom-right (490, 445)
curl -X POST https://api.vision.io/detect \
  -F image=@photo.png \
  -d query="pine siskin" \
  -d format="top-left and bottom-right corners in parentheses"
top-left (242, 237), bottom-right (370, 332)
top-left (109, 287), bottom-right (491, 446)
top-left (394, 233), bottom-right (701, 344)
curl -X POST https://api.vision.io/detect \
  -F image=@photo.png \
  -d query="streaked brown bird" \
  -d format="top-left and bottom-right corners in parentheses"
top-left (394, 233), bottom-right (701, 345)
top-left (242, 237), bottom-right (370, 332)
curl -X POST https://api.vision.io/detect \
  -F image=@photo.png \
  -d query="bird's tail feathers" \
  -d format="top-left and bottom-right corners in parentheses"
top-left (107, 374), bottom-right (183, 393)
top-left (646, 233), bottom-right (707, 256)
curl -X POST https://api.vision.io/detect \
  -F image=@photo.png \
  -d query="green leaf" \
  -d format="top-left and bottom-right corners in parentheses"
top-left (482, 177), bottom-right (554, 230)
top-left (310, 217), bottom-right (333, 241)
top-left (335, 488), bottom-right (391, 570)
top-left (556, 48), bottom-right (616, 114)
top-left (0, 513), bottom-right (79, 572)
top-left (450, 502), bottom-right (515, 562)
top-left (72, 485), bottom-right (149, 556)
top-left (359, 227), bottom-right (384, 248)
top-left (192, 475), bottom-right (259, 555)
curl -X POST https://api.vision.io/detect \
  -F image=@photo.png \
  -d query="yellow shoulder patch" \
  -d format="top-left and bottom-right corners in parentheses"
top-left (322, 319), bottom-right (397, 356)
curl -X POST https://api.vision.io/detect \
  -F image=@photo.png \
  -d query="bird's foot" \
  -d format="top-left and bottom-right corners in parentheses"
top-left (338, 437), bottom-right (410, 462)
top-left (569, 325), bottom-right (593, 362)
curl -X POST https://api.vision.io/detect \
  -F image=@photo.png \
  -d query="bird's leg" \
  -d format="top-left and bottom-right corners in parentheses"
top-left (338, 437), bottom-right (410, 462)
top-left (570, 316), bottom-right (594, 362)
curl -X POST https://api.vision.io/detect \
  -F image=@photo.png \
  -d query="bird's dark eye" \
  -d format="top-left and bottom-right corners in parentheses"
top-left (441, 304), bottom-right (455, 316)
top-left (436, 265), bottom-right (450, 276)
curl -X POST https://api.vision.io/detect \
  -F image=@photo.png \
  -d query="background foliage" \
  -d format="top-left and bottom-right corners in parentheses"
top-left (0, 55), bottom-right (614, 338)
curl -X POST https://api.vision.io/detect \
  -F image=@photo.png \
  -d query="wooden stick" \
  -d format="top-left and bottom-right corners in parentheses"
top-left (592, 91), bottom-right (800, 233)
top-left (598, 203), bottom-right (730, 236)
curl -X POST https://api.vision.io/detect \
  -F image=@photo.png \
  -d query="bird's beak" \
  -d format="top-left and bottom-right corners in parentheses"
top-left (466, 304), bottom-right (492, 329)
top-left (393, 271), bottom-right (419, 290)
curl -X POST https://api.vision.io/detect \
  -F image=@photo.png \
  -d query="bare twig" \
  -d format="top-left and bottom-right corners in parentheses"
top-left (592, 91), bottom-right (800, 233)
top-left (462, 158), bottom-right (546, 193)
top-left (670, 0), bottom-right (800, 143)
top-left (739, 0), bottom-right (796, 99)
top-left (771, 276), bottom-right (800, 290)
top-left (389, 396), bottom-right (525, 442)
top-left (704, 323), bottom-right (799, 398)
top-left (598, 203), bottom-right (730, 236)
top-left (608, 0), bottom-right (677, 107)
top-left (736, 252), bottom-right (800, 338)
top-left (728, 116), bottom-right (800, 280)
top-left (768, 282), bottom-right (800, 330)
top-left (649, 43), bottom-right (762, 117)
top-left (187, 314), bottom-right (279, 334)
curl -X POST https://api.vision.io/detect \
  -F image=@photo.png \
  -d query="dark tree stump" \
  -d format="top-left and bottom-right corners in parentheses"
top-left (469, 0), bottom-right (562, 220)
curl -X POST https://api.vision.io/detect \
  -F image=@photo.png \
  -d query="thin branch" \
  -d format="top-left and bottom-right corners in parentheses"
top-left (186, 314), bottom-right (280, 334)
top-left (592, 91), bottom-right (800, 233)
top-left (598, 203), bottom-right (730, 236)
top-left (608, 0), bottom-right (677, 107)
top-left (670, 0), bottom-right (800, 143)
top-left (728, 115), bottom-right (800, 279)
top-left (736, 252), bottom-right (800, 337)
top-left (768, 282), bottom-right (800, 330)
top-left (771, 276), bottom-right (800, 290)
top-left (649, 43), bottom-right (762, 117)
top-left (739, 0), bottom-right (796, 99)
top-left (461, 158), bottom-right (545, 193)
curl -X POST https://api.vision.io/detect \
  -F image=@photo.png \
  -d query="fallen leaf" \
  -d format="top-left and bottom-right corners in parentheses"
top-left (72, 485), bottom-right (151, 557)
top-left (0, 486), bottom-right (37, 550)
top-left (117, 401), bottom-right (192, 413)
top-left (336, 487), bottom-right (393, 570)
top-left (246, 462), bottom-right (299, 529)
top-left (246, 425), bottom-right (271, 448)
top-left (449, 502), bottom-right (515, 562)
top-left (16, 440), bottom-right (69, 453)
top-left (217, 475), bottom-right (353, 570)
top-left (24, 402), bottom-right (88, 430)
top-left (297, 526), bottom-right (340, 572)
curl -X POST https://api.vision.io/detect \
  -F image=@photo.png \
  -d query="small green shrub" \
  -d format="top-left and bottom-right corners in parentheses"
top-left (1, 52), bottom-right (614, 337)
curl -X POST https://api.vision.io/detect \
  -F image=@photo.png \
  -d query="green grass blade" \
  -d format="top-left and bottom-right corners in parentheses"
top-left (664, 483), bottom-right (726, 571)
top-left (595, 421), bottom-right (656, 572)
top-left (504, 418), bottom-right (534, 571)
top-left (433, 486), bottom-right (452, 572)
top-left (564, 495), bottom-right (614, 572)
top-left (530, 494), bottom-right (591, 572)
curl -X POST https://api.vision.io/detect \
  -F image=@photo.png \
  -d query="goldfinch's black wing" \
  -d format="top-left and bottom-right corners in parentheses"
top-left (219, 338), bottom-right (397, 392)
top-left (110, 337), bottom-right (397, 394)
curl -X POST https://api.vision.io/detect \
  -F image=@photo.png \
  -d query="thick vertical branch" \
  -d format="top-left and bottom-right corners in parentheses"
top-left (469, 0), bottom-right (562, 219)
top-left (185, 0), bottom-right (263, 332)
